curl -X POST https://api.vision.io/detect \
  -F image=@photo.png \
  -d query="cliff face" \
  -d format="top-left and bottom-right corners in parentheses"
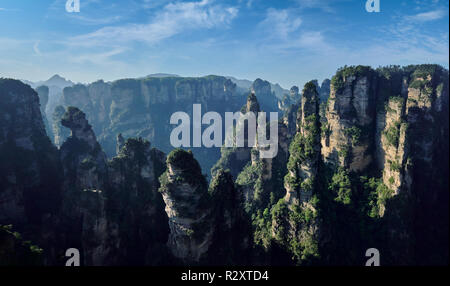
top-left (62, 81), bottom-right (112, 139)
top-left (0, 80), bottom-right (62, 266)
top-left (273, 81), bottom-right (321, 265)
top-left (35, 86), bottom-right (53, 140)
top-left (58, 107), bottom-right (110, 265)
top-left (58, 107), bottom-right (169, 265)
top-left (232, 65), bottom-right (448, 266)
top-left (107, 138), bottom-right (169, 265)
top-left (211, 92), bottom-right (260, 179)
top-left (52, 105), bottom-right (70, 148)
top-left (321, 67), bottom-right (377, 172)
top-left (376, 65), bottom-right (449, 264)
top-left (57, 76), bottom-right (251, 176)
top-left (1, 64), bottom-right (448, 266)
top-left (0, 79), bottom-right (61, 227)
top-left (0, 83), bottom-right (170, 265)
top-left (318, 79), bottom-right (331, 103)
top-left (158, 149), bottom-right (212, 263)
top-left (279, 85), bottom-right (300, 114)
top-left (284, 82), bottom-right (321, 206)
top-left (251, 78), bottom-right (279, 113)
top-left (207, 169), bottom-right (251, 264)
top-left (317, 65), bottom-right (449, 265)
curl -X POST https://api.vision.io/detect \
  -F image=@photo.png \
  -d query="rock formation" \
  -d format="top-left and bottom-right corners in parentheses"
top-left (159, 149), bottom-right (212, 263)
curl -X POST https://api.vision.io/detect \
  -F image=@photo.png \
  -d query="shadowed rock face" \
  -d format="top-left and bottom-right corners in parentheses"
top-left (0, 79), bottom-right (61, 225)
top-left (61, 106), bottom-right (99, 150)
top-left (35, 86), bottom-right (53, 140)
top-left (52, 105), bottom-right (70, 148)
top-left (57, 76), bottom-right (248, 177)
top-left (58, 107), bottom-right (169, 265)
top-left (251, 78), bottom-right (279, 113)
top-left (159, 149), bottom-right (212, 263)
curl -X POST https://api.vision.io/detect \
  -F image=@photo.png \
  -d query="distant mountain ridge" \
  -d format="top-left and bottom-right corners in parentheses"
top-left (144, 73), bottom-right (181, 78)
top-left (226, 76), bottom-right (290, 99)
top-left (22, 74), bottom-right (74, 90)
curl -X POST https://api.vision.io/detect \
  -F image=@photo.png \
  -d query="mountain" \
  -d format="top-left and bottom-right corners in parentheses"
top-left (23, 74), bottom-right (75, 90)
top-left (1, 64), bottom-right (448, 266)
top-left (145, 73), bottom-right (180, 78)
top-left (52, 75), bottom-right (281, 177)
top-left (21, 75), bottom-right (75, 134)
top-left (227, 76), bottom-right (290, 99)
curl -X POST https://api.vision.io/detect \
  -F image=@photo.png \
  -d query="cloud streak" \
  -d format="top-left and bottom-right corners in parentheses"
top-left (259, 9), bottom-right (302, 40)
top-left (69, 0), bottom-right (238, 46)
top-left (405, 9), bottom-right (447, 22)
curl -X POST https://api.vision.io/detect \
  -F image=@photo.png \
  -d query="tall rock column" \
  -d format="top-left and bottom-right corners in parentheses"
top-left (321, 66), bottom-right (376, 171)
top-left (59, 106), bottom-right (109, 265)
top-left (269, 81), bottom-right (321, 265)
top-left (284, 81), bottom-right (321, 206)
top-left (159, 149), bottom-right (212, 263)
top-left (35, 85), bottom-right (53, 140)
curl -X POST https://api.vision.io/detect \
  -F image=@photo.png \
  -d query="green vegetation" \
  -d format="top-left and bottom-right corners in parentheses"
top-left (321, 123), bottom-right (331, 137)
top-left (331, 65), bottom-right (372, 93)
top-left (383, 121), bottom-right (401, 147)
top-left (344, 126), bottom-right (362, 145)
top-left (338, 144), bottom-right (351, 161)
top-left (0, 225), bottom-right (43, 265)
top-left (388, 159), bottom-right (401, 172)
top-left (329, 169), bottom-right (352, 205)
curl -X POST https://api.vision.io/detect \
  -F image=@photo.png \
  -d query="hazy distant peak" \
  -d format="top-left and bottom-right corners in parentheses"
top-left (44, 74), bottom-right (74, 87)
top-left (145, 73), bottom-right (180, 78)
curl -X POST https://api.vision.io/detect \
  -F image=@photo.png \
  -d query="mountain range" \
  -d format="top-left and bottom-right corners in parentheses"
top-left (1, 64), bottom-right (448, 266)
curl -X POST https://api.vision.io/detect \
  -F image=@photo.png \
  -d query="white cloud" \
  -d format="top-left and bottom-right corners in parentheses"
top-left (405, 9), bottom-right (447, 22)
top-left (68, 47), bottom-right (128, 65)
top-left (259, 9), bottom-right (302, 40)
top-left (294, 0), bottom-right (345, 13)
top-left (33, 41), bottom-right (42, 56)
top-left (69, 0), bottom-right (238, 46)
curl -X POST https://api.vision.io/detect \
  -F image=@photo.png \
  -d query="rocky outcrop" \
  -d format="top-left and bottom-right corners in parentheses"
top-left (211, 92), bottom-right (260, 179)
top-left (321, 66), bottom-right (377, 172)
top-left (318, 79), bottom-right (331, 103)
top-left (58, 107), bottom-right (109, 265)
top-left (279, 86), bottom-right (301, 112)
top-left (0, 79), bottom-right (61, 227)
top-left (1, 64), bottom-right (448, 266)
top-left (62, 81), bottom-right (112, 138)
top-left (58, 76), bottom-right (246, 177)
top-left (207, 169), bottom-right (251, 264)
top-left (52, 105), bottom-right (70, 148)
top-left (0, 79), bottom-right (62, 266)
top-left (35, 86), bottom-right (53, 140)
top-left (252, 78), bottom-right (279, 113)
top-left (57, 107), bottom-right (169, 265)
top-left (267, 82), bottom-right (322, 265)
top-left (116, 133), bottom-right (125, 155)
top-left (107, 138), bottom-right (169, 265)
top-left (284, 81), bottom-right (321, 206)
top-left (159, 149), bottom-right (212, 263)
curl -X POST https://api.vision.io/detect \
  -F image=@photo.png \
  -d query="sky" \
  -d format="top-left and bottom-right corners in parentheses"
top-left (0, 0), bottom-right (448, 89)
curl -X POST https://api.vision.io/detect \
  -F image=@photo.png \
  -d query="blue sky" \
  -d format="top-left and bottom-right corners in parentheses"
top-left (0, 0), bottom-right (448, 89)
